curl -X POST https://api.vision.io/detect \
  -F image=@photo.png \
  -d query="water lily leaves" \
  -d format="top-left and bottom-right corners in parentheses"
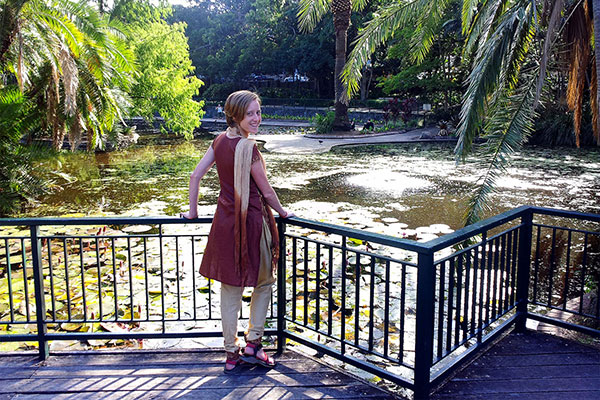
top-left (347, 238), bottom-right (363, 246)
top-left (60, 322), bottom-right (85, 332)
top-left (121, 225), bottom-right (154, 234)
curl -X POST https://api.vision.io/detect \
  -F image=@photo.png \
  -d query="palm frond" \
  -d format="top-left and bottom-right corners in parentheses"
top-left (461, 0), bottom-right (479, 35)
top-left (409, 0), bottom-right (454, 63)
top-left (463, 0), bottom-right (506, 58)
top-left (534, 0), bottom-right (563, 107)
top-left (352, 0), bottom-right (368, 12)
top-left (455, 2), bottom-right (536, 159)
top-left (342, 0), bottom-right (421, 99)
top-left (465, 67), bottom-right (538, 225)
top-left (297, 0), bottom-right (330, 33)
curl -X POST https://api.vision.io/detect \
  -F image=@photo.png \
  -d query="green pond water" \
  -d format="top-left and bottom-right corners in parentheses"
top-left (21, 133), bottom-right (600, 236)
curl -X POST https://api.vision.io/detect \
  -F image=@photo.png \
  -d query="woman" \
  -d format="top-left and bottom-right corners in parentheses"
top-left (181, 90), bottom-right (293, 373)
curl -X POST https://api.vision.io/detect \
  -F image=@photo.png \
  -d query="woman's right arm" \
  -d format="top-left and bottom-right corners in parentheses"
top-left (182, 146), bottom-right (215, 219)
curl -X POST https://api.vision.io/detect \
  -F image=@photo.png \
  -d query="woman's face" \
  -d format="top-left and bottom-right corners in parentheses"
top-left (238, 99), bottom-right (261, 136)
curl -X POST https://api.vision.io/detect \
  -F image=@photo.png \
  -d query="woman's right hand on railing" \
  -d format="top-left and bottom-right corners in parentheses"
top-left (180, 211), bottom-right (197, 219)
top-left (281, 210), bottom-right (295, 218)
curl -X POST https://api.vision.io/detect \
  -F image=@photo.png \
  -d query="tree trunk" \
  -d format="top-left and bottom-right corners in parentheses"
top-left (0, 0), bottom-right (29, 69)
top-left (594, 0), bottom-right (600, 145)
top-left (332, 0), bottom-right (352, 131)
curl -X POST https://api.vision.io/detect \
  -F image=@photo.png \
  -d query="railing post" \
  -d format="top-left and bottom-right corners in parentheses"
top-left (276, 218), bottom-right (287, 355)
top-left (515, 209), bottom-right (533, 332)
top-left (414, 250), bottom-right (436, 400)
top-left (30, 225), bottom-right (48, 360)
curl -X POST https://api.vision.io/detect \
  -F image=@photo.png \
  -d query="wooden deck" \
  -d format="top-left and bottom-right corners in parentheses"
top-left (431, 330), bottom-right (600, 400)
top-left (0, 348), bottom-right (397, 399)
top-left (1, 331), bottom-right (598, 399)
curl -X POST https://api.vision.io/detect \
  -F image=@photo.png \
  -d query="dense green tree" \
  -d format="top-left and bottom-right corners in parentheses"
top-left (173, 0), bottom-right (336, 99)
top-left (108, 0), bottom-right (204, 138)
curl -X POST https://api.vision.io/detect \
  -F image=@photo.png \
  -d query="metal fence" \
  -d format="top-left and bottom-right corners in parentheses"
top-left (1, 206), bottom-right (599, 399)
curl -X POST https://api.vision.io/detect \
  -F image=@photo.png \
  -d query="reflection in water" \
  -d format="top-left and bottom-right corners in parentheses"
top-left (22, 138), bottom-right (600, 238)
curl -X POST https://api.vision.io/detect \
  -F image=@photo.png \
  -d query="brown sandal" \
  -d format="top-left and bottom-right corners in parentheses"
top-left (224, 351), bottom-right (245, 374)
top-left (240, 341), bottom-right (276, 368)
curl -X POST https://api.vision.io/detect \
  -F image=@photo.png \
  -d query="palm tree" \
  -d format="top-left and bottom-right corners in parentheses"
top-left (0, 0), bottom-right (135, 151)
top-left (298, 0), bottom-right (367, 131)
top-left (342, 0), bottom-right (599, 224)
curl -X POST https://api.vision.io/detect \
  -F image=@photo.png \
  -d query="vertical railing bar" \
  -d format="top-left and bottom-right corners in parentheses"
top-left (5, 239), bottom-right (15, 322)
top-left (470, 246), bottom-right (479, 336)
top-left (159, 225), bottom-right (166, 332)
top-left (292, 237), bottom-right (297, 322)
top-left (341, 235), bottom-right (347, 354)
top-left (328, 246), bottom-right (333, 337)
top-left (484, 236), bottom-right (493, 327)
top-left (579, 233), bottom-right (588, 315)
top-left (303, 239), bottom-right (309, 326)
top-left (548, 227), bottom-right (557, 306)
top-left (111, 237), bottom-right (117, 322)
top-left (21, 238), bottom-right (31, 321)
top-left (414, 250), bottom-right (435, 399)
top-left (515, 211), bottom-right (533, 332)
top-left (510, 228), bottom-right (519, 307)
top-left (95, 237), bottom-right (102, 321)
top-left (128, 237), bottom-right (134, 322)
top-left (354, 252), bottom-right (360, 347)
top-left (562, 230), bottom-right (572, 311)
top-left (64, 238), bottom-right (72, 321)
top-left (477, 234), bottom-right (487, 343)
top-left (30, 225), bottom-right (48, 360)
top-left (399, 261), bottom-right (406, 362)
top-left (533, 225), bottom-right (541, 303)
top-left (454, 255), bottom-right (463, 347)
top-left (315, 243), bottom-right (321, 332)
top-left (176, 236), bottom-right (181, 320)
top-left (276, 220), bottom-right (286, 355)
top-left (144, 237), bottom-right (149, 321)
top-left (498, 234), bottom-right (506, 316)
top-left (503, 231), bottom-right (512, 311)
top-left (383, 259), bottom-right (391, 358)
top-left (491, 237), bottom-right (500, 320)
top-left (436, 260), bottom-right (445, 359)
top-left (446, 258), bottom-right (455, 354)
top-left (79, 237), bottom-right (87, 321)
top-left (462, 252), bottom-right (471, 343)
top-left (47, 239), bottom-right (56, 321)
top-left (368, 256), bottom-right (375, 353)
top-left (191, 236), bottom-right (197, 321)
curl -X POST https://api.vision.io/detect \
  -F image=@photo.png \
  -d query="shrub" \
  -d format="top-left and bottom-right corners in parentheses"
top-left (312, 111), bottom-right (335, 134)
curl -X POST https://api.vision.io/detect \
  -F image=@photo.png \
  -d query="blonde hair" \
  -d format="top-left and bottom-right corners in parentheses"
top-left (224, 90), bottom-right (261, 129)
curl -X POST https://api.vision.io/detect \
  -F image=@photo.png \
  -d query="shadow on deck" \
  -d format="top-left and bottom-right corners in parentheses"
top-left (0, 347), bottom-right (397, 399)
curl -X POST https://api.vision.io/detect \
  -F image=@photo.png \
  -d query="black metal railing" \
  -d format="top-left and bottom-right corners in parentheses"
top-left (1, 206), bottom-right (599, 399)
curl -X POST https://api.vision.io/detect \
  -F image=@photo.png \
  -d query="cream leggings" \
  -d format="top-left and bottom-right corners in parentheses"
top-left (220, 218), bottom-right (275, 353)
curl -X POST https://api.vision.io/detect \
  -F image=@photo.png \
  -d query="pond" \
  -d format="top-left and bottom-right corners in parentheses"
top-left (22, 132), bottom-right (600, 238)
top-left (2, 131), bottom-right (599, 361)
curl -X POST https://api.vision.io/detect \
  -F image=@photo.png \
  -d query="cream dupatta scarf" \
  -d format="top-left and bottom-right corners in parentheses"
top-left (230, 127), bottom-right (279, 285)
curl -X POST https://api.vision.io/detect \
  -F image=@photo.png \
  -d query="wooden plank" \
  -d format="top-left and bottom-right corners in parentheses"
top-left (1, 372), bottom-right (366, 393)
top-left (37, 349), bottom-right (306, 367)
top-left (436, 377), bottom-right (600, 394)
top-left (2, 386), bottom-right (396, 400)
top-left (18, 362), bottom-right (332, 378)
top-left (431, 391), bottom-right (600, 400)
top-left (450, 364), bottom-right (600, 379)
